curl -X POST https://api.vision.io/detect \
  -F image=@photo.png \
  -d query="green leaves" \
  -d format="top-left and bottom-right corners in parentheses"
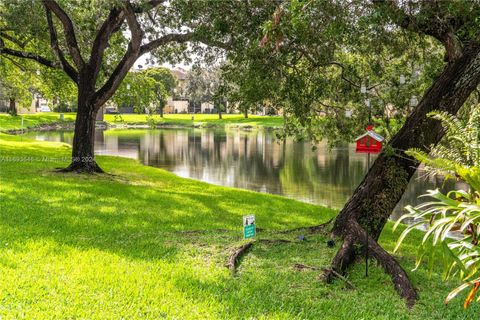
top-left (112, 70), bottom-right (162, 113)
top-left (395, 181), bottom-right (480, 307)
top-left (396, 108), bottom-right (480, 308)
top-left (410, 108), bottom-right (480, 186)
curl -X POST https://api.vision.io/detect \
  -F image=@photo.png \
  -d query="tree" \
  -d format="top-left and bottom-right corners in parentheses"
top-left (219, 0), bottom-right (480, 306)
top-left (111, 67), bottom-right (175, 115)
top-left (0, 56), bottom-right (38, 115)
top-left (145, 67), bottom-right (176, 117)
top-left (37, 66), bottom-right (77, 112)
top-left (0, 0), bottom-right (225, 172)
top-left (112, 70), bottom-right (157, 113)
top-left (327, 1), bottom-right (480, 307)
top-left (222, 57), bottom-right (279, 120)
top-left (185, 65), bottom-right (224, 118)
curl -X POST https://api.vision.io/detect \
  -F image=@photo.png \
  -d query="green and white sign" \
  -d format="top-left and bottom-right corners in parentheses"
top-left (243, 215), bottom-right (256, 239)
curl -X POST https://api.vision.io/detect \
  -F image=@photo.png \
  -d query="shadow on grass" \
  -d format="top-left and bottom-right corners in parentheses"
top-left (1, 137), bottom-right (479, 318)
top-left (0, 150), bottom-right (333, 263)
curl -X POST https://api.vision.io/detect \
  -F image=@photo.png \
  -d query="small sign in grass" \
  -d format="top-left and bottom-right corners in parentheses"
top-left (243, 215), bottom-right (256, 239)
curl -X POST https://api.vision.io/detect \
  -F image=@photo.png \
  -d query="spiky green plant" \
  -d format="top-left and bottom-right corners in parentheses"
top-left (407, 107), bottom-right (480, 180)
top-left (395, 105), bottom-right (480, 309)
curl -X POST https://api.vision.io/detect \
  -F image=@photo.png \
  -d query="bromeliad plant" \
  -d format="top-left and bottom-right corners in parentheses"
top-left (394, 107), bottom-right (480, 309)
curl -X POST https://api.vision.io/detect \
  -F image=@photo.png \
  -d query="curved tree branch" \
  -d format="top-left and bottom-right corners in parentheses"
top-left (0, 46), bottom-right (56, 69)
top-left (44, 5), bottom-right (78, 83)
top-left (375, 0), bottom-right (464, 62)
top-left (92, 2), bottom-right (143, 108)
top-left (132, 0), bottom-right (165, 13)
top-left (89, 7), bottom-right (126, 80)
top-left (139, 32), bottom-right (194, 55)
top-left (42, 0), bottom-right (85, 69)
top-left (2, 55), bottom-right (27, 71)
top-left (0, 32), bottom-right (30, 48)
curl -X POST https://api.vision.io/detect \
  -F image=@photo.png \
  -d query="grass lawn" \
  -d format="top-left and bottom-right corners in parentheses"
top-left (0, 113), bottom-right (283, 132)
top-left (104, 113), bottom-right (284, 128)
top-left (0, 133), bottom-right (477, 319)
top-left (0, 113), bottom-right (76, 131)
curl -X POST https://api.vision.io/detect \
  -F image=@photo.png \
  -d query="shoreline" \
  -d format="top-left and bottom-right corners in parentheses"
top-left (3, 116), bottom-right (281, 134)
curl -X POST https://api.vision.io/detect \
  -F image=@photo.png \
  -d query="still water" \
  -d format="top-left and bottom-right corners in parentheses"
top-left (23, 128), bottom-right (462, 218)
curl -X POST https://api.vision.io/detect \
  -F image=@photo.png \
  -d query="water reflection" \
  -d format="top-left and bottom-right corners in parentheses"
top-left (24, 128), bottom-right (464, 218)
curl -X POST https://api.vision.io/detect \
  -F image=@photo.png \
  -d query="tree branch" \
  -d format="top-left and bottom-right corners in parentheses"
top-left (42, 0), bottom-right (85, 69)
top-left (139, 32), bottom-right (194, 55)
top-left (92, 2), bottom-right (143, 108)
top-left (375, 0), bottom-right (463, 62)
top-left (0, 45), bottom-right (56, 69)
top-left (89, 7), bottom-right (125, 80)
top-left (2, 55), bottom-right (27, 71)
top-left (132, 0), bottom-right (165, 13)
top-left (0, 32), bottom-right (30, 48)
top-left (44, 5), bottom-right (78, 83)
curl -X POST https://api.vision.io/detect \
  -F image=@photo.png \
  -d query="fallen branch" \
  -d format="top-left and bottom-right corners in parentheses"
top-left (320, 268), bottom-right (355, 290)
top-left (225, 241), bottom-right (254, 274)
top-left (293, 263), bottom-right (320, 271)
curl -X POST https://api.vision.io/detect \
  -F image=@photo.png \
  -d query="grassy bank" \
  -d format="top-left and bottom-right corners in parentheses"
top-left (0, 113), bottom-right (76, 131)
top-left (0, 133), bottom-right (476, 318)
top-left (0, 113), bottom-right (283, 132)
top-left (104, 113), bottom-right (283, 128)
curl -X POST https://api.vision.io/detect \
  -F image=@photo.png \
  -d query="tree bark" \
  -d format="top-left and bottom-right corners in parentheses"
top-left (333, 42), bottom-right (480, 239)
top-left (8, 98), bottom-right (16, 116)
top-left (60, 85), bottom-right (103, 173)
top-left (325, 219), bottom-right (417, 307)
top-left (244, 108), bottom-right (248, 118)
top-left (328, 42), bottom-right (480, 305)
top-left (218, 109), bottom-right (222, 119)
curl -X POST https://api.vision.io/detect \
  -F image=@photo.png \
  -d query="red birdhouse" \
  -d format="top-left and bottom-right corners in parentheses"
top-left (355, 125), bottom-right (384, 153)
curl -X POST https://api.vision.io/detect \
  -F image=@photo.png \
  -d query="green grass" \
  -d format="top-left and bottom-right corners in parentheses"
top-left (105, 113), bottom-right (284, 128)
top-left (0, 113), bottom-right (283, 132)
top-left (0, 133), bottom-right (477, 319)
top-left (0, 113), bottom-right (76, 131)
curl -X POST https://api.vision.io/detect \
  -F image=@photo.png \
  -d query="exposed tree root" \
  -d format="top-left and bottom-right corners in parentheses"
top-left (322, 234), bottom-right (356, 283)
top-left (56, 160), bottom-right (104, 174)
top-left (293, 263), bottom-right (355, 289)
top-left (225, 238), bottom-right (292, 274)
top-left (225, 241), bottom-right (254, 274)
top-left (324, 219), bottom-right (417, 308)
top-left (279, 218), bottom-right (334, 234)
top-left (319, 268), bottom-right (356, 290)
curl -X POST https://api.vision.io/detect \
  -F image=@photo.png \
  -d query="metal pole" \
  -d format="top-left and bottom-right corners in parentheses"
top-left (366, 152), bottom-right (371, 277)
top-left (368, 104), bottom-right (372, 125)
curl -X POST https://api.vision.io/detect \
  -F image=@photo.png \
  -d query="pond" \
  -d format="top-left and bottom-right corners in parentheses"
top-left (23, 128), bottom-right (463, 219)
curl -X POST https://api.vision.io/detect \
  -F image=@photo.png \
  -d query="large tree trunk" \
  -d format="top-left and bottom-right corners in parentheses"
top-left (8, 98), bottom-right (16, 116)
top-left (327, 42), bottom-right (480, 305)
top-left (61, 87), bottom-right (103, 173)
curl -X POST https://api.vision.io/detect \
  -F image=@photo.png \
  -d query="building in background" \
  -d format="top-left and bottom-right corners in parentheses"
top-left (165, 68), bottom-right (190, 114)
